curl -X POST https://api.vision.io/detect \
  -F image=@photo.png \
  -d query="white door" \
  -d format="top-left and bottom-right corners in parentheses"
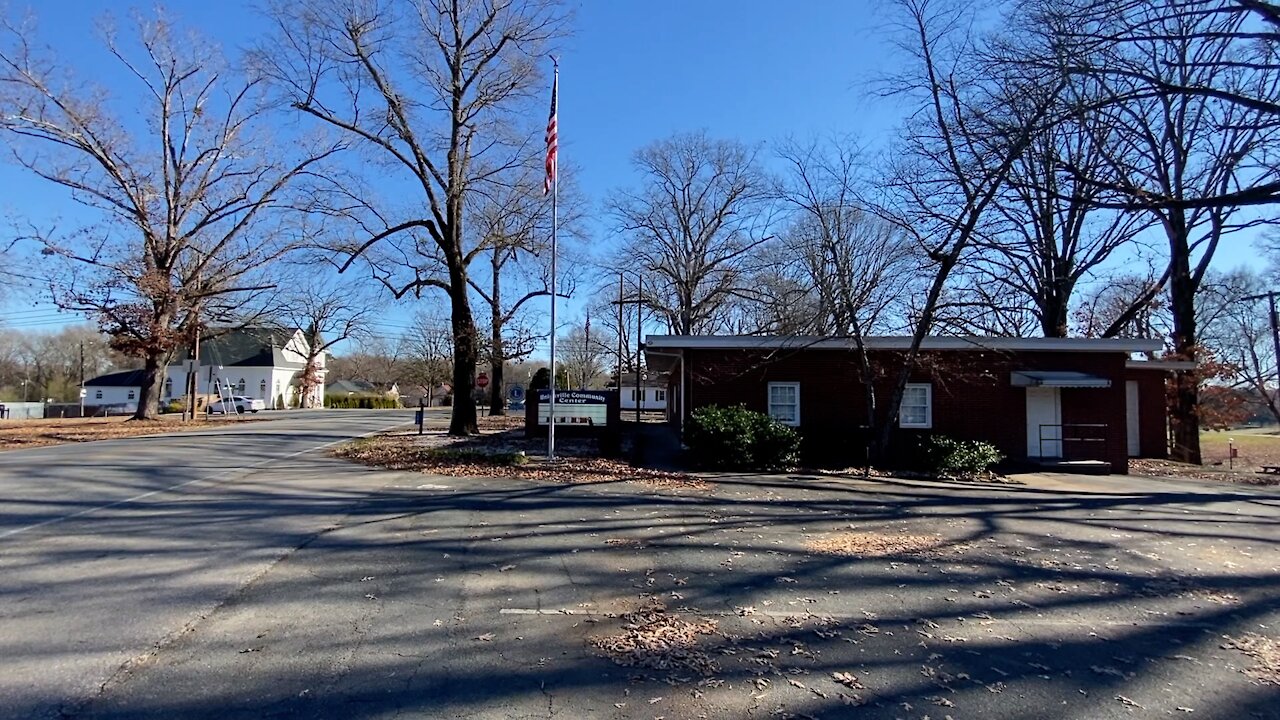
top-left (1126, 380), bottom-right (1140, 457)
top-left (1026, 387), bottom-right (1062, 458)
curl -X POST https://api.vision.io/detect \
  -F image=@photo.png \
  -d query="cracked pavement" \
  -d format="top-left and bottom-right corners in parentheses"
top-left (3, 419), bottom-right (1279, 719)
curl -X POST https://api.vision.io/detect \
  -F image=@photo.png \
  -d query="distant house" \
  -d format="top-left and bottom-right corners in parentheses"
top-left (83, 369), bottom-right (146, 413)
top-left (614, 372), bottom-right (668, 412)
top-left (400, 383), bottom-right (452, 407)
top-left (84, 327), bottom-right (327, 411)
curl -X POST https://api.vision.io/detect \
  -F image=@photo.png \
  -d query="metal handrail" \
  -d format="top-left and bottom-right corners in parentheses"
top-left (1038, 423), bottom-right (1108, 458)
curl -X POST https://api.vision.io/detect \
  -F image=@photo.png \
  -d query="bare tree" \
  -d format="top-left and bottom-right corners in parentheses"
top-left (260, 0), bottom-right (567, 434)
top-left (558, 318), bottom-right (608, 389)
top-left (608, 131), bottom-right (777, 335)
top-left (967, 77), bottom-right (1150, 337)
top-left (1017, 0), bottom-right (1280, 462)
top-left (869, 0), bottom-right (1066, 460)
top-left (0, 13), bottom-right (338, 420)
top-left (467, 163), bottom-right (584, 415)
top-left (1200, 269), bottom-right (1280, 424)
top-left (273, 275), bottom-right (381, 408)
top-left (774, 137), bottom-right (920, 436)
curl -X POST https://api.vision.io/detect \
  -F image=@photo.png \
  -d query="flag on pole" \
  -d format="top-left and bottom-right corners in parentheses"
top-left (544, 71), bottom-right (558, 195)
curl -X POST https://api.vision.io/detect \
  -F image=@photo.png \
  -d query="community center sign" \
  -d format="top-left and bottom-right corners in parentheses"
top-left (535, 390), bottom-right (610, 426)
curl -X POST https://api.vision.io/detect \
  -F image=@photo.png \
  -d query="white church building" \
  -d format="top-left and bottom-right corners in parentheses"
top-left (86, 327), bottom-right (327, 411)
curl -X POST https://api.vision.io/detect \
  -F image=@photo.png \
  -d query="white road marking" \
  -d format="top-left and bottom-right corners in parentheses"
top-left (0, 423), bottom-right (405, 541)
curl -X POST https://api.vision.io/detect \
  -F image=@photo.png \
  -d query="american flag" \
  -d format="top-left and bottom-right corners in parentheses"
top-left (544, 71), bottom-right (558, 195)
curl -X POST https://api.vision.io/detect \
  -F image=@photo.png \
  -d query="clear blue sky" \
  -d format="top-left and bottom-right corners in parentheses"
top-left (0, 0), bottom-right (1265, 351)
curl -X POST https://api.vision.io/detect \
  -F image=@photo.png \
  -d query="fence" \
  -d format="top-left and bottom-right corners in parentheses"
top-left (0, 402), bottom-right (47, 420)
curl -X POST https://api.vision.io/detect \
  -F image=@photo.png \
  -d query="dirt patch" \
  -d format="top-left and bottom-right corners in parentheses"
top-left (1131, 459), bottom-right (1280, 486)
top-left (331, 432), bottom-right (709, 490)
top-left (591, 601), bottom-right (720, 676)
top-left (1224, 633), bottom-right (1280, 685)
top-left (0, 416), bottom-right (258, 451)
top-left (805, 531), bottom-right (950, 558)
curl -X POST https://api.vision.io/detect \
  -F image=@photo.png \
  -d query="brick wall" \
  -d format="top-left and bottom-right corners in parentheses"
top-left (682, 347), bottom-right (1135, 472)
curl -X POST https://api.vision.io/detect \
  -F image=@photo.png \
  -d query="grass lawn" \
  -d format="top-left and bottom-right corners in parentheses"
top-left (1201, 427), bottom-right (1280, 469)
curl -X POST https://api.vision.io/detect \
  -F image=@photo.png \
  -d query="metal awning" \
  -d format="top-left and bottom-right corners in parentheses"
top-left (1010, 371), bottom-right (1111, 388)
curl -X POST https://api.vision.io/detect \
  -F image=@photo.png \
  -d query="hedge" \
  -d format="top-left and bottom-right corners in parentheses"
top-left (325, 395), bottom-right (401, 409)
top-left (685, 405), bottom-right (800, 471)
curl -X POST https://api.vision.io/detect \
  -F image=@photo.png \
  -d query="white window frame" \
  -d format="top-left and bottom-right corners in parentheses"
top-left (767, 382), bottom-right (801, 427)
top-left (127, 389), bottom-right (136, 401)
top-left (899, 383), bottom-right (932, 429)
top-left (655, 389), bottom-right (666, 402)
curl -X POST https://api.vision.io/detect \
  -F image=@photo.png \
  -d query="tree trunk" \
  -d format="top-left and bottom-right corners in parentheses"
top-left (132, 350), bottom-right (165, 421)
top-left (1040, 288), bottom-right (1069, 338)
top-left (448, 261), bottom-right (480, 435)
top-left (1166, 212), bottom-right (1202, 464)
top-left (489, 253), bottom-right (505, 416)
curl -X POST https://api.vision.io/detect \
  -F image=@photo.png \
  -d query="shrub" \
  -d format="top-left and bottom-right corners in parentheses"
top-left (324, 395), bottom-right (401, 409)
top-left (922, 435), bottom-right (1003, 477)
top-left (685, 405), bottom-right (800, 471)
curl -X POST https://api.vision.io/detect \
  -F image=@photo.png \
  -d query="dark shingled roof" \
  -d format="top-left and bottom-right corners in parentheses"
top-left (172, 327), bottom-right (306, 369)
top-left (84, 369), bottom-right (148, 387)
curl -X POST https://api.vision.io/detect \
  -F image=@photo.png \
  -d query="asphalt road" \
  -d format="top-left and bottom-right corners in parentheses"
top-left (0, 410), bottom-right (417, 720)
top-left (3, 418), bottom-right (1279, 720)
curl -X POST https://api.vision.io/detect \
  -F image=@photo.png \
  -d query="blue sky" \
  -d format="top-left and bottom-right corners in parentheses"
top-left (0, 0), bottom-right (1265, 354)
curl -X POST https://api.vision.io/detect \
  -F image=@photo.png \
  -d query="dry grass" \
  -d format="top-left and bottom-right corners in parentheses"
top-left (1224, 633), bottom-right (1280, 685)
top-left (591, 601), bottom-right (721, 676)
top-left (0, 415), bottom-right (255, 452)
top-left (331, 433), bottom-right (709, 490)
top-left (1133, 430), bottom-right (1280, 486)
top-left (806, 531), bottom-right (949, 558)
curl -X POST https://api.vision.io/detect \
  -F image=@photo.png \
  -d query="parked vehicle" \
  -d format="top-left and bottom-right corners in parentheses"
top-left (208, 396), bottom-right (266, 414)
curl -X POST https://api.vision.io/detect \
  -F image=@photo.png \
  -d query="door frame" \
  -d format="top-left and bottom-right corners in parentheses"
top-left (1026, 386), bottom-right (1063, 458)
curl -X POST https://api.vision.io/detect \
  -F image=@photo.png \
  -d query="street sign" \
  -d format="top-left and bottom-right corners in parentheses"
top-left (476, 372), bottom-right (490, 389)
top-left (79, 388), bottom-right (87, 398)
top-left (509, 384), bottom-right (525, 401)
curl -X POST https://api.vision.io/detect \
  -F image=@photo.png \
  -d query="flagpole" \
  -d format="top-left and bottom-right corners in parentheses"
top-left (547, 58), bottom-right (559, 460)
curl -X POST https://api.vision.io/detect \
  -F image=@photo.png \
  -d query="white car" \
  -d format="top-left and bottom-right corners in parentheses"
top-left (208, 396), bottom-right (266, 414)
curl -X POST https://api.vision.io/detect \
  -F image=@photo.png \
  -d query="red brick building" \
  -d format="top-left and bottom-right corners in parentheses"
top-left (644, 336), bottom-right (1186, 473)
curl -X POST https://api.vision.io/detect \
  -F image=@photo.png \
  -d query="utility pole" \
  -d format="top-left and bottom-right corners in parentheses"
top-left (186, 325), bottom-right (202, 422)
top-left (617, 273), bottom-right (625, 389)
top-left (635, 275), bottom-right (643, 427)
top-left (1243, 291), bottom-right (1280, 409)
top-left (79, 341), bottom-right (85, 418)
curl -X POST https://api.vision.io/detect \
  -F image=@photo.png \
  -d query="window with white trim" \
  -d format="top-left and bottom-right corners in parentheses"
top-left (767, 382), bottom-right (800, 426)
top-left (899, 383), bottom-right (932, 428)
top-left (655, 389), bottom-right (666, 402)
top-left (127, 389), bottom-right (136, 400)
top-left (95, 390), bottom-right (103, 400)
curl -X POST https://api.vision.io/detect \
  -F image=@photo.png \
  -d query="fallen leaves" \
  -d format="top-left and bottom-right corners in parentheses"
top-left (1223, 633), bottom-right (1280, 685)
top-left (805, 532), bottom-right (949, 558)
top-left (331, 432), bottom-right (709, 489)
top-left (831, 671), bottom-right (863, 689)
top-left (591, 601), bottom-right (720, 676)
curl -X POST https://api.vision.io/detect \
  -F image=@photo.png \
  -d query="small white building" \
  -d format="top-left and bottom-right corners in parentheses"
top-left (85, 327), bottom-right (327, 411)
top-left (616, 372), bottom-right (668, 412)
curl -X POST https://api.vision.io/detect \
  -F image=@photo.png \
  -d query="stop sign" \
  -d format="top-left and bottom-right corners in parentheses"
top-left (476, 373), bottom-right (490, 389)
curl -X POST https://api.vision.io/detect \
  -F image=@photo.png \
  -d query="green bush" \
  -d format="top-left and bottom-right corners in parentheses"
top-left (922, 435), bottom-right (1004, 477)
top-left (324, 395), bottom-right (401, 409)
top-left (685, 405), bottom-right (800, 471)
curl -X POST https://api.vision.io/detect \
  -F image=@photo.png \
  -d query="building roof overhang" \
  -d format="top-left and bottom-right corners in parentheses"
top-left (644, 335), bottom-right (1163, 354)
top-left (1010, 370), bottom-right (1111, 388)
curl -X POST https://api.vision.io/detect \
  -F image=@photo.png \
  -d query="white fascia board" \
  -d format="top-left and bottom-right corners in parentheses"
top-left (644, 335), bottom-right (1163, 354)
